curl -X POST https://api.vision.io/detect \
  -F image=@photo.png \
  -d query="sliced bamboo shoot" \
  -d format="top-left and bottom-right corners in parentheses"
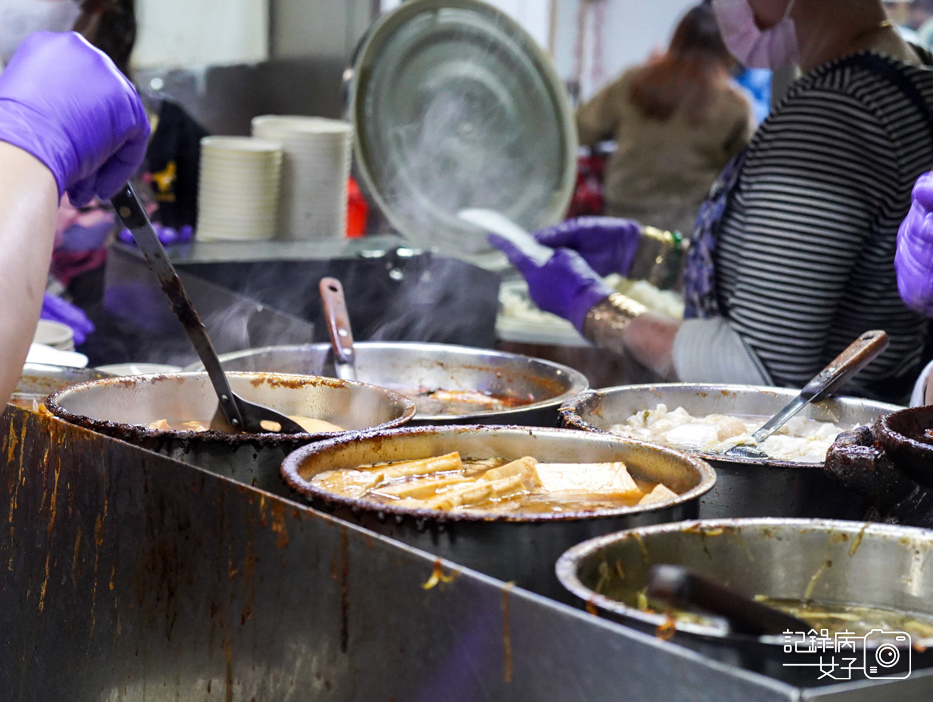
top-left (379, 452), bottom-right (463, 479)
top-left (422, 473), bottom-right (525, 510)
top-left (480, 456), bottom-right (540, 484)
top-left (374, 475), bottom-right (471, 499)
top-left (312, 469), bottom-right (385, 498)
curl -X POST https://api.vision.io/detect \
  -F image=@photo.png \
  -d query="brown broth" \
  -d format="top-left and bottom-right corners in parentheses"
top-left (311, 455), bottom-right (675, 516)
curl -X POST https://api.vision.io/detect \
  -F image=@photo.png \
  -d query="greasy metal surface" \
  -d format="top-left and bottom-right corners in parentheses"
top-left (281, 424), bottom-right (715, 600)
top-left (0, 404), bottom-right (821, 702)
top-left (560, 384), bottom-right (902, 519)
top-left (556, 519), bottom-right (933, 685)
top-left (185, 341), bottom-right (589, 425)
top-left (45, 372), bottom-right (415, 491)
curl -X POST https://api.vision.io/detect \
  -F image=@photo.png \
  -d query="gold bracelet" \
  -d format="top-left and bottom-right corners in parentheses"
top-left (629, 227), bottom-right (686, 290)
top-left (583, 292), bottom-right (648, 353)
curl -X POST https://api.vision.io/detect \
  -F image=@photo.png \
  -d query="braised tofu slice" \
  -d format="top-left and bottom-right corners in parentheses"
top-left (534, 462), bottom-right (640, 497)
top-left (637, 483), bottom-right (679, 506)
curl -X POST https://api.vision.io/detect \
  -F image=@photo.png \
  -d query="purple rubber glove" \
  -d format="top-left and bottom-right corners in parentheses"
top-left (40, 293), bottom-right (94, 346)
top-left (896, 171), bottom-right (933, 316)
top-left (533, 216), bottom-right (643, 277)
top-left (491, 234), bottom-right (614, 333)
top-left (0, 32), bottom-right (150, 205)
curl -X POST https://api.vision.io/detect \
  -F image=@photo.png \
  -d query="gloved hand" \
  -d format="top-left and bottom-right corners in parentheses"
top-left (118, 224), bottom-right (194, 247)
top-left (0, 32), bottom-right (150, 205)
top-left (40, 293), bottom-right (94, 346)
top-left (896, 172), bottom-right (933, 316)
top-left (491, 234), bottom-right (614, 333)
top-left (533, 216), bottom-right (643, 277)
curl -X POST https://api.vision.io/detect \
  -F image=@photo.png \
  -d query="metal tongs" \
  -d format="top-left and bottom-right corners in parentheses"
top-left (647, 564), bottom-right (810, 636)
top-left (727, 330), bottom-right (889, 459)
top-left (110, 182), bottom-right (305, 434)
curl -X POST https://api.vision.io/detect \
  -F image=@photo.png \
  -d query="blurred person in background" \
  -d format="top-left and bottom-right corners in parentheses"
top-left (0, 31), bottom-right (148, 404)
top-left (575, 1), bottom-right (753, 236)
top-left (494, 0), bottom-right (933, 405)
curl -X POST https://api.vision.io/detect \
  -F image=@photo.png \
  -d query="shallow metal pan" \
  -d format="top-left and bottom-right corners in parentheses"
top-left (186, 342), bottom-right (589, 426)
top-left (46, 372), bottom-right (415, 488)
top-left (280, 424), bottom-right (715, 600)
top-left (559, 384), bottom-right (902, 519)
top-left (556, 518), bottom-right (933, 684)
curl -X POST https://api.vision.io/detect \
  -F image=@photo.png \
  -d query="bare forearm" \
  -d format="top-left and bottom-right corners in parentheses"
top-left (0, 142), bottom-right (58, 405)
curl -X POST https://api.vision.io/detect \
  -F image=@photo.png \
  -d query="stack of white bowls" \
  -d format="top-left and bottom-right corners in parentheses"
top-left (251, 116), bottom-right (352, 241)
top-left (196, 136), bottom-right (283, 241)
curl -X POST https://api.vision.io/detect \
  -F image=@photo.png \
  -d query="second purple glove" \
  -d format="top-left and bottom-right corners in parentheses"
top-left (491, 234), bottom-right (613, 333)
top-left (533, 216), bottom-right (643, 277)
top-left (896, 171), bottom-right (933, 317)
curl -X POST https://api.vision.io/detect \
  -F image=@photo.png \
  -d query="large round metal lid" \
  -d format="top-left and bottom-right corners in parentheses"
top-left (352, 0), bottom-right (577, 259)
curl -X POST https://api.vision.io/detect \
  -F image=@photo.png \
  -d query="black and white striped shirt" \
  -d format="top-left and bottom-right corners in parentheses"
top-left (715, 51), bottom-right (933, 402)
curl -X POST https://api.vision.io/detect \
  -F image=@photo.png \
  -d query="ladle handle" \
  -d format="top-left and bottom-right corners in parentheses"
top-left (647, 564), bottom-right (810, 636)
top-left (800, 329), bottom-right (889, 402)
top-left (110, 182), bottom-right (245, 429)
top-left (319, 277), bottom-right (356, 378)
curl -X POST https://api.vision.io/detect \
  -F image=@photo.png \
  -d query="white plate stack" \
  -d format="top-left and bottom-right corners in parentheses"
top-left (196, 136), bottom-right (283, 241)
top-left (251, 116), bottom-right (352, 241)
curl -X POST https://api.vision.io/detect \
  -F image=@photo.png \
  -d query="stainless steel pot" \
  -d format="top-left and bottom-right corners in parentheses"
top-left (11, 363), bottom-right (112, 410)
top-left (280, 424), bottom-right (715, 600)
top-left (47, 372), bottom-right (415, 488)
top-left (185, 342), bottom-right (589, 426)
top-left (556, 518), bottom-right (933, 683)
top-left (559, 384), bottom-right (902, 519)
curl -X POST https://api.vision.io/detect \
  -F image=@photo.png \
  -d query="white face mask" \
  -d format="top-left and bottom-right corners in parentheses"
top-left (0, 0), bottom-right (81, 64)
top-left (712, 0), bottom-right (798, 69)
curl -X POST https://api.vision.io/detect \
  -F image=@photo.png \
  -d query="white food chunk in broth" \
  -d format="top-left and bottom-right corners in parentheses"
top-left (610, 404), bottom-right (849, 462)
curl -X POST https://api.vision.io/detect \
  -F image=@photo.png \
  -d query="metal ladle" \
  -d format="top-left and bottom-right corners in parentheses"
top-left (727, 329), bottom-right (889, 459)
top-left (110, 182), bottom-right (305, 434)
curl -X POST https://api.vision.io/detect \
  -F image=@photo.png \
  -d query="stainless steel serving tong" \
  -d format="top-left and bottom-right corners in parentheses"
top-left (726, 330), bottom-right (889, 459)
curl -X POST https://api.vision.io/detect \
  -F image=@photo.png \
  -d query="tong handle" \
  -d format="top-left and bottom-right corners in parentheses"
top-left (319, 277), bottom-right (355, 369)
top-left (801, 330), bottom-right (889, 402)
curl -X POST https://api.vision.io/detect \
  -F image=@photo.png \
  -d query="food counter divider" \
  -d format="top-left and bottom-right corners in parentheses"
top-left (4, 403), bottom-right (931, 698)
top-left (560, 383), bottom-right (902, 520)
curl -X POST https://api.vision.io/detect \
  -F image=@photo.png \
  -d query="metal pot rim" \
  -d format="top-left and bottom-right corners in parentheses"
top-left (280, 423), bottom-right (717, 524)
top-left (46, 371), bottom-right (417, 445)
top-left (187, 341), bottom-right (591, 421)
top-left (555, 517), bottom-right (933, 647)
top-left (559, 383), bottom-right (903, 470)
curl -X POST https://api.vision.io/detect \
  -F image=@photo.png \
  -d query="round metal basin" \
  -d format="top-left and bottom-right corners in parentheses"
top-left (559, 384), bottom-right (902, 519)
top-left (186, 342), bottom-right (588, 426)
top-left (47, 372), bottom-right (415, 489)
top-left (556, 518), bottom-right (933, 683)
top-left (281, 424), bottom-right (715, 600)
